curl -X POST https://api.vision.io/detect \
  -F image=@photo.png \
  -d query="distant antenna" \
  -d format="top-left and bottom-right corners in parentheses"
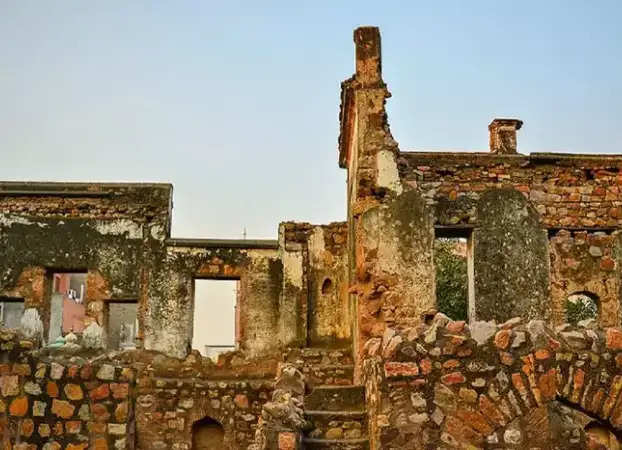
top-left (243, 227), bottom-right (247, 240)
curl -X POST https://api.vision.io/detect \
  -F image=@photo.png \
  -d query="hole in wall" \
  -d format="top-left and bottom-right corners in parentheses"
top-left (565, 291), bottom-right (598, 324)
top-left (321, 278), bottom-right (334, 295)
top-left (585, 421), bottom-right (622, 448)
top-left (192, 416), bottom-right (225, 449)
top-left (192, 279), bottom-right (238, 360)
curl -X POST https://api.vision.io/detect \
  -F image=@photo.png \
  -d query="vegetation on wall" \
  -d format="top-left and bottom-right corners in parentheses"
top-left (565, 293), bottom-right (598, 324)
top-left (434, 238), bottom-right (468, 321)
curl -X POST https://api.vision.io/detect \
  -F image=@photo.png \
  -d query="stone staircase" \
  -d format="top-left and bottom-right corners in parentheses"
top-left (284, 348), bottom-right (369, 449)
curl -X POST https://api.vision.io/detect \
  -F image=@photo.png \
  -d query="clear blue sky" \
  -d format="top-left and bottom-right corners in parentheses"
top-left (1, 1), bottom-right (621, 239)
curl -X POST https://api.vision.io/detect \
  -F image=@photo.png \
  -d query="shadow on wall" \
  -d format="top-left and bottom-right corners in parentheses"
top-left (192, 416), bottom-right (225, 449)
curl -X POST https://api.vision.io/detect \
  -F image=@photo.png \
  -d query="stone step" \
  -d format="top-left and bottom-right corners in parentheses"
top-left (304, 385), bottom-right (365, 412)
top-left (285, 347), bottom-right (354, 367)
top-left (302, 438), bottom-right (370, 450)
top-left (304, 410), bottom-right (367, 440)
top-left (300, 364), bottom-right (354, 387)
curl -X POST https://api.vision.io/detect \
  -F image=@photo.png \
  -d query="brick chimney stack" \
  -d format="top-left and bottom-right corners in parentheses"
top-left (489, 118), bottom-right (523, 154)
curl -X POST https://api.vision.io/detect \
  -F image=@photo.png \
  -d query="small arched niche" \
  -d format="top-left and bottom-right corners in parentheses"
top-left (192, 416), bottom-right (224, 449)
top-left (565, 291), bottom-right (598, 324)
top-left (321, 277), bottom-right (334, 295)
top-left (585, 421), bottom-right (621, 449)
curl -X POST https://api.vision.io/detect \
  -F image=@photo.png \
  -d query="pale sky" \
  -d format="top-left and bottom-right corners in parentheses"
top-left (2, 2), bottom-right (621, 347)
top-left (2, 1), bottom-right (621, 240)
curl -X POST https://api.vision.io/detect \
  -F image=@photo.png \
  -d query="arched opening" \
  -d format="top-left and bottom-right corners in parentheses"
top-left (321, 277), bottom-right (333, 295)
top-left (192, 416), bottom-right (224, 449)
top-left (565, 291), bottom-right (598, 324)
top-left (585, 421), bottom-right (621, 449)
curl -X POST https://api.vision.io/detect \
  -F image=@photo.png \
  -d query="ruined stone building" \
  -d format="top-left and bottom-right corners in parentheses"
top-left (1, 26), bottom-right (622, 449)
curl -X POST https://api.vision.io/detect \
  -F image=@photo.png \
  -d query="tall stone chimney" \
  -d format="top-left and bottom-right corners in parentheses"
top-left (354, 27), bottom-right (382, 87)
top-left (489, 118), bottom-right (523, 154)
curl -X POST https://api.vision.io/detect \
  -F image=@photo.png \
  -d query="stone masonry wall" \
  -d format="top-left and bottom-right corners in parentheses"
top-left (362, 312), bottom-right (622, 449)
top-left (0, 331), bottom-right (135, 450)
top-left (136, 374), bottom-right (274, 450)
top-left (398, 153), bottom-right (622, 230)
top-left (550, 230), bottom-right (622, 327)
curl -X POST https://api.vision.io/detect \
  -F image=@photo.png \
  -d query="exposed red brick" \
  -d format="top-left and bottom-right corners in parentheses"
top-left (89, 384), bottom-right (110, 401)
top-left (278, 432), bottom-right (297, 450)
top-left (538, 369), bottom-right (558, 401)
top-left (46, 381), bottom-right (59, 398)
top-left (535, 348), bottom-right (551, 360)
top-left (51, 400), bottom-right (74, 419)
top-left (444, 416), bottom-right (483, 445)
top-left (607, 329), bottom-right (622, 350)
top-left (384, 361), bottom-right (419, 378)
top-left (441, 372), bottom-right (466, 385)
top-left (479, 395), bottom-right (506, 427)
top-left (9, 397), bottom-right (28, 417)
top-left (455, 408), bottom-right (494, 435)
top-left (419, 358), bottom-right (432, 375)
top-left (494, 330), bottom-right (511, 349)
top-left (110, 383), bottom-right (129, 399)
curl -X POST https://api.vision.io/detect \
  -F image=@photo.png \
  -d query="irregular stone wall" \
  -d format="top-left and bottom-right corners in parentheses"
top-left (550, 230), bottom-right (622, 327)
top-left (0, 327), bottom-right (282, 450)
top-left (136, 375), bottom-right (274, 449)
top-left (362, 313), bottom-right (622, 449)
top-left (0, 332), bottom-right (135, 449)
top-left (398, 153), bottom-right (622, 229)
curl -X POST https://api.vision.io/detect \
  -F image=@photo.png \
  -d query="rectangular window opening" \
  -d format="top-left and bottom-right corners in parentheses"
top-left (192, 279), bottom-right (239, 360)
top-left (434, 229), bottom-right (473, 322)
top-left (107, 300), bottom-right (138, 350)
top-left (0, 297), bottom-right (25, 329)
top-left (49, 272), bottom-right (87, 343)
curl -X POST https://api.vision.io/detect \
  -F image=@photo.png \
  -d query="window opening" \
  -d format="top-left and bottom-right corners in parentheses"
top-left (0, 298), bottom-right (25, 329)
top-left (107, 300), bottom-right (138, 350)
top-left (192, 279), bottom-right (238, 360)
top-left (434, 230), bottom-right (472, 321)
top-left (49, 273), bottom-right (87, 343)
